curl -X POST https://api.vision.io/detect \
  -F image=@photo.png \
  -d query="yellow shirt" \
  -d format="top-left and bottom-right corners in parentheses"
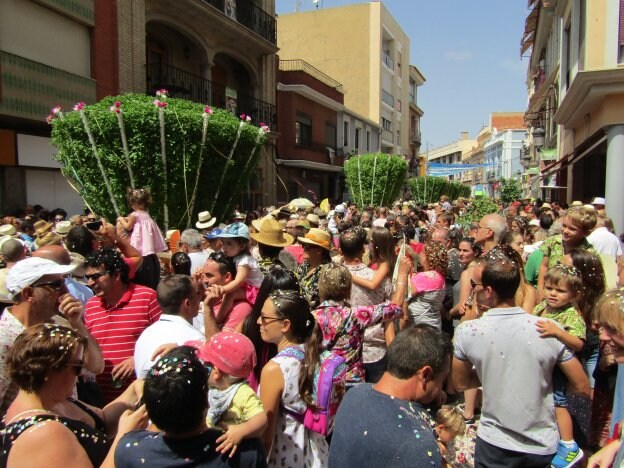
top-left (209, 383), bottom-right (264, 427)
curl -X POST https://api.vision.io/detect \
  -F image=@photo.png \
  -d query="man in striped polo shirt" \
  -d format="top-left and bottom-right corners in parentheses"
top-left (84, 248), bottom-right (161, 403)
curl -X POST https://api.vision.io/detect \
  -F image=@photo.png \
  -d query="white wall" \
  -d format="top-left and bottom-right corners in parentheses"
top-left (25, 169), bottom-right (85, 216)
top-left (0, 0), bottom-right (91, 77)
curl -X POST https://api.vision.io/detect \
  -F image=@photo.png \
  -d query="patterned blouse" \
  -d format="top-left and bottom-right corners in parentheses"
top-left (539, 234), bottom-right (595, 268)
top-left (296, 261), bottom-right (330, 310)
top-left (312, 299), bottom-right (401, 384)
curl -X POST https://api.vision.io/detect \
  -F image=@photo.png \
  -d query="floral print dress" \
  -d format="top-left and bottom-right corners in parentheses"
top-left (312, 300), bottom-right (401, 385)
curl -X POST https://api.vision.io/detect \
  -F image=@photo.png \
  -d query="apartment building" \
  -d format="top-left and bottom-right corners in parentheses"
top-left (522, 0), bottom-right (624, 232)
top-left (0, 0), bottom-right (279, 214)
top-left (408, 65), bottom-right (425, 176)
top-left (422, 132), bottom-right (477, 182)
top-left (277, 2), bottom-right (412, 158)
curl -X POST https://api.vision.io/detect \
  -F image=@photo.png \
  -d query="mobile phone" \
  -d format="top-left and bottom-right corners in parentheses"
top-left (86, 220), bottom-right (102, 231)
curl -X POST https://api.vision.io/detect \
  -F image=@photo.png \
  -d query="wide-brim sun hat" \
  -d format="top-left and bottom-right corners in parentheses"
top-left (298, 228), bottom-right (332, 250)
top-left (0, 224), bottom-right (16, 237)
top-left (249, 217), bottom-right (294, 247)
top-left (196, 211), bottom-right (217, 229)
top-left (590, 197), bottom-right (606, 205)
top-left (306, 214), bottom-right (320, 226)
top-left (55, 220), bottom-right (72, 236)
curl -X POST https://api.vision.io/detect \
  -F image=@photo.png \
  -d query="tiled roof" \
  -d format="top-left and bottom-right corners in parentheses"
top-left (491, 112), bottom-right (526, 131)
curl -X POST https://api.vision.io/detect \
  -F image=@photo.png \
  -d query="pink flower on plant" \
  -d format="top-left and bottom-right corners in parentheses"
top-left (260, 125), bottom-right (270, 133)
top-left (45, 114), bottom-right (55, 124)
top-left (73, 102), bottom-right (86, 111)
top-left (156, 89), bottom-right (169, 98)
top-left (240, 114), bottom-right (251, 122)
top-left (203, 106), bottom-right (213, 115)
top-left (51, 105), bottom-right (62, 115)
top-left (153, 99), bottom-right (168, 108)
top-left (109, 101), bottom-right (122, 113)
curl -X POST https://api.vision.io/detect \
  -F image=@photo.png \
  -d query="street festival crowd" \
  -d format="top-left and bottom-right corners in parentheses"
top-left (0, 192), bottom-right (623, 468)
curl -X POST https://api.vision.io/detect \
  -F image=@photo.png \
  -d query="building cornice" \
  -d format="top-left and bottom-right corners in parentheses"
top-left (277, 83), bottom-right (343, 111)
top-left (276, 159), bottom-right (344, 173)
top-left (554, 68), bottom-right (624, 127)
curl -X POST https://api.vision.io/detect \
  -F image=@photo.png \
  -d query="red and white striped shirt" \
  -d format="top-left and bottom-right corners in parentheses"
top-left (85, 283), bottom-right (161, 402)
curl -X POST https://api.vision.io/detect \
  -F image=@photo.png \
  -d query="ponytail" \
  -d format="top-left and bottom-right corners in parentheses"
top-left (299, 320), bottom-right (322, 409)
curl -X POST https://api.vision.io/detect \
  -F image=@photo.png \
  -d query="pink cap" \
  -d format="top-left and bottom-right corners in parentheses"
top-left (185, 332), bottom-right (256, 379)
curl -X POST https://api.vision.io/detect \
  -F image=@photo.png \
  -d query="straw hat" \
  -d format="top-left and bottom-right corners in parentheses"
top-left (196, 211), bottom-right (216, 229)
top-left (251, 215), bottom-right (273, 232)
top-left (541, 203), bottom-right (552, 210)
top-left (55, 220), bottom-right (72, 236)
top-left (249, 217), bottom-right (294, 248)
top-left (0, 224), bottom-right (16, 237)
top-left (33, 220), bottom-right (53, 238)
top-left (306, 214), bottom-right (320, 227)
top-left (298, 228), bottom-right (332, 250)
top-left (570, 201), bottom-right (583, 207)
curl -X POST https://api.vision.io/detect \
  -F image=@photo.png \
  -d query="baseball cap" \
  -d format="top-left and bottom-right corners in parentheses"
top-left (6, 257), bottom-right (76, 299)
top-left (205, 228), bottom-right (223, 240)
top-left (217, 223), bottom-right (249, 240)
top-left (186, 331), bottom-right (256, 378)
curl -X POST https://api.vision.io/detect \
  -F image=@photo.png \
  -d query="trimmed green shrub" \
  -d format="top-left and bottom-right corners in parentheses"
top-left (49, 93), bottom-right (267, 229)
top-left (407, 176), bottom-right (471, 204)
top-left (344, 153), bottom-right (408, 208)
top-left (457, 196), bottom-right (500, 228)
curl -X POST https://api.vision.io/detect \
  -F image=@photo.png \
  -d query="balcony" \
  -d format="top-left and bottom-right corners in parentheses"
top-left (0, 50), bottom-right (96, 122)
top-left (146, 63), bottom-right (276, 127)
top-left (200, 0), bottom-right (276, 45)
top-left (279, 60), bottom-right (343, 93)
top-left (381, 129), bottom-right (394, 144)
top-left (382, 53), bottom-right (394, 70)
top-left (381, 89), bottom-right (394, 108)
top-left (410, 129), bottom-right (421, 144)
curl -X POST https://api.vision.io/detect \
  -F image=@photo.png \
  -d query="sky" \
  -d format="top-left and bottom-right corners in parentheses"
top-left (276, 0), bottom-right (532, 149)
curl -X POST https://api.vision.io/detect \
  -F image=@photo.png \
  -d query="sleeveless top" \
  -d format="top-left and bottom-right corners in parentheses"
top-left (0, 400), bottom-right (108, 467)
top-left (129, 210), bottom-right (167, 256)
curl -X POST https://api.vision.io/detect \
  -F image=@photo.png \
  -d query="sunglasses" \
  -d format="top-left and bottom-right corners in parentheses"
top-left (68, 360), bottom-right (84, 376)
top-left (259, 314), bottom-right (285, 325)
top-left (84, 271), bottom-right (109, 281)
top-left (470, 279), bottom-right (483, 289)
top-left (208, 251), bottom-right (230, 264)
top-left (32, 279), bottom-right (65, 292)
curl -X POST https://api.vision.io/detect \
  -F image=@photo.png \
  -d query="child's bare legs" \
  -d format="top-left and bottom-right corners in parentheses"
top-left (555, 406), bottom-right (574, 441)
top-left (216, 288), bottom-right (247, 324)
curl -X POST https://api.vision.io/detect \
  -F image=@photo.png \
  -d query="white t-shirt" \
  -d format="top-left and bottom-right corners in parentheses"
top-left (588, 227), bottom-right (623, 261)
top-left (134, 314), bottom-right (204, 378)
top-left (454, 307), bottom-right (574, 455)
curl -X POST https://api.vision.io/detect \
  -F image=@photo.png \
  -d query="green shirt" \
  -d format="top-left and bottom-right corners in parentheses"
top-left (525, 249), bottom-right (543, 287)
top-left (539, 234), bottom-right (595, 268)
top-left (533, 301), bottom-right (586, 339)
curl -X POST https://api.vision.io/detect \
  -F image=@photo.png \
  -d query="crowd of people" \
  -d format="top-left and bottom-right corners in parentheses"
top-left (0, 189), bottom-right (623, 468)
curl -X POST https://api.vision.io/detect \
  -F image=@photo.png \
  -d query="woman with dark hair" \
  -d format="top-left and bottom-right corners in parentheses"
top-left (0, 324), bottom-right (145, 467)
top-left (242, 265), bottom-right (299, 390)
top-left (449, 237), bottom-right (483, 320)
top-left (258, 290), bottom-right (328, 466)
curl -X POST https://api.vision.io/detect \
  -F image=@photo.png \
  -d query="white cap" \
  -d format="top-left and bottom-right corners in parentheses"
top-left (6, 257), bottom-right (76, 299)
top-left (335, 205), bottom-right (345, 213)
top-left (529, 219), bottom-right (540, 227)
top-left (590, 197), bottom-right (606, 206)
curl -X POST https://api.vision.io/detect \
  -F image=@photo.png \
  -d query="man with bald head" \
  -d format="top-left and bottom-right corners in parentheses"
top-left (475, 214), bottom-right (508, 254)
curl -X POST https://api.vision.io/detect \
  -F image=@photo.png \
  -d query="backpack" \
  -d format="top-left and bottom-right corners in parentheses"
top-left (277, 346), bottom-right (347, 436)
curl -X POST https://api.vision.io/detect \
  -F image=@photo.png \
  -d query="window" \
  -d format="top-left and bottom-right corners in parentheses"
top-left (382, 90), bottom-right (394, 107)
top-left (343, 121), bottom-right (349, 147)
top-left (382, 117), bottom-right (392, 131)
top-left (366, 131), bottom-right (371, 151)
top-left (325, 122), bottom-right (336, 149)
top-left (619, 0), bottom-right (624, 63)
top-left (295, 113), bottom-right (312, 146)
top-left (396, 130), bottom-right (400, 146)
top-left (397, 99), bottom-right (402, 112)
top-left (355, 128), bottom-right (361, 151)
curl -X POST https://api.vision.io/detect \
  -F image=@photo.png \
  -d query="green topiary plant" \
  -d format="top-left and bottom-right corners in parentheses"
top-left (407, 176), bottom-right (471, 204)
top-left (457, 196), bottom-right (499, 228)
top-left (48, 92), bottom-right (268, 229)
top-left (343, 153), bottom-right (408, 208)
top-left (499, 177), bottom-right (522, 204)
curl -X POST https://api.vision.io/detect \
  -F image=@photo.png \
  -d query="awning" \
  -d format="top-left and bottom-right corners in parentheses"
top-left (526, 167), bottom-right (540, 174)
top-left (521, 4), bottom-right (540, 55)
top-left (540, 147), bottom-right (558, 160)
top-left (276, 159), bottom-right (344, 173)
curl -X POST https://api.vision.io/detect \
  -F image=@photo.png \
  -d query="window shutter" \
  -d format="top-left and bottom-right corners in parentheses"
top-left (620, 0), bottom-right (624, 45)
